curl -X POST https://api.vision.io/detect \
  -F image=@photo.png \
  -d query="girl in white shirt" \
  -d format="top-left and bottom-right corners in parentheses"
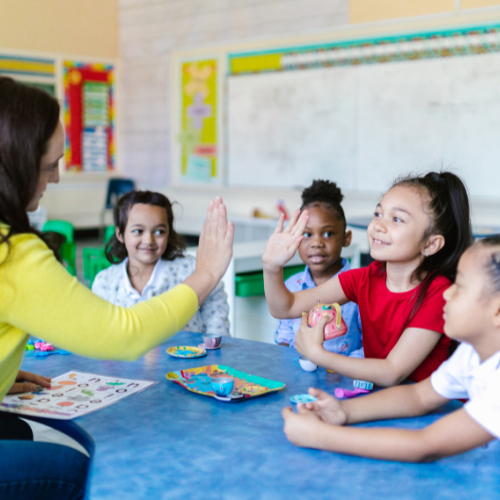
top-left (281, 235), bottom-right (500, 461)
top-left (92, 190), bottom-right (229, 336)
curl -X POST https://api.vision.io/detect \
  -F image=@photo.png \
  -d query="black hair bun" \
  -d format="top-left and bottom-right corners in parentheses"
top-left (301, 179), bottom-right (344, 206)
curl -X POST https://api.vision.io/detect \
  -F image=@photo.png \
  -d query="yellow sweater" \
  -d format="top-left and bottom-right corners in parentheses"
top-left (0, 229), bottom-right (199, 400)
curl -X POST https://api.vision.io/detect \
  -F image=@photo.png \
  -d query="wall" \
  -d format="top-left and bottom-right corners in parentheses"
top-left (117, 0), bottom-right (500, 239)
top-left (119, 0), bottom-right (350, 187)
top-left (0, 1), bottom-right (119, 227)
top-left (0, 0), bottom-right (118, 57)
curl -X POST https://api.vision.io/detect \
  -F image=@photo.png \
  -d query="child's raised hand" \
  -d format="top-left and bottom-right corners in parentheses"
top-left (197, 197), bottom-right (234, 283)
top-left (295, 312), bottom-right (329, 362)
top-left (262, 209), bottom-right (309, 272)
top-left (303, 388), bottom-right (347, 426)
top-left (8, 369), bottom-right (51, 394)
top-left (184, 197), bottom-right (234, 304)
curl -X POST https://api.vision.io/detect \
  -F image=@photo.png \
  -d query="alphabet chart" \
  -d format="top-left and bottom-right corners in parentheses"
top-left (0, 371), bottom-right (156, 420)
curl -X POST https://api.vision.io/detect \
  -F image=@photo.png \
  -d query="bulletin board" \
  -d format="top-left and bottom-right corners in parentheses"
top-left (64, 61), bottom-right (115, 172)
top-left (179, 59), bottom-right (219, 183)
top-left (225, 24), bottom-right (500, 196)
top-left (174, 22), bottom-right (500, 198)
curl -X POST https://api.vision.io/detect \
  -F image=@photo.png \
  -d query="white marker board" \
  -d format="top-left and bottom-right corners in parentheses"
top-left (228, 52), bottom-right (500, 197)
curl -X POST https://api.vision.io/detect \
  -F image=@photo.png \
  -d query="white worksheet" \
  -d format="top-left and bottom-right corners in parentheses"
top-left (0, 371), bottom-right (156, 420)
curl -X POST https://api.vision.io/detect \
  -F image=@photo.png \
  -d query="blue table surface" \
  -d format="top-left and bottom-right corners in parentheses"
top-left (21, 331), bottom-right (500, 500)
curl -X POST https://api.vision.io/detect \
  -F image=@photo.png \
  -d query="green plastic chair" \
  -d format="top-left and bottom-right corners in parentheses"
top-left (89, 256), bottom-right (112, 287)
top-left (104, 225), bottom-right (115, 244)
top-left (82, 225), bottom-right (115, 281)
top-left (82, 248), bottom-right (106, 280)
top-left (42, 220), bottom-right (76, 276)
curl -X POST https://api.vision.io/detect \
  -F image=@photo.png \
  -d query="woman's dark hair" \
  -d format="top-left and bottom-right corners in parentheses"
top-left (476, 235), bottom-right (500, 295)
top-left (390, 171), bottom-right (473, 330)
top-left (0, 77), bottom-right (61, 256)
top-left (105, 190), bottom-right (186, 264)
top-left (300, 179), bottom-right (346, 228)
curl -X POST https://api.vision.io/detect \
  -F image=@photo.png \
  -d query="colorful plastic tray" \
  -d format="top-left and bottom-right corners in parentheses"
top-left (166, 346), bottom-right (206, 359)
top-left (166, 365), bottom-right (285, 402)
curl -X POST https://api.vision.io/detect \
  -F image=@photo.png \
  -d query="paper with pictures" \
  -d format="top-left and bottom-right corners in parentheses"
top-left (0, 371), bottom-right (156, 420)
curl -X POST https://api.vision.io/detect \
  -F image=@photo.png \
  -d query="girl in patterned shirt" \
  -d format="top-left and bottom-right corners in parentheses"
top-left (92, 190), bottom-right (229, 336)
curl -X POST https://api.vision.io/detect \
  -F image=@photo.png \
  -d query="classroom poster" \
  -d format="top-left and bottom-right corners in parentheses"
top-left (0, 371), bottom-right (156, 420)
top-left (180, 59), bottom-right (218, 183)
top-left (64, 61), bottom-right (115, 172)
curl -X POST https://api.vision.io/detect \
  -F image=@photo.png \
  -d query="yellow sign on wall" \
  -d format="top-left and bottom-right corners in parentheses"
top-left (180, 59), bottom-right (218, 182)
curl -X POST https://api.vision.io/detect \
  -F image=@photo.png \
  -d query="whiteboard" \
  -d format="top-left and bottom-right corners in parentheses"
top-left (228, 67), bottom-right (359, 190)
top-left (227, 52), bottom-right (500, 197)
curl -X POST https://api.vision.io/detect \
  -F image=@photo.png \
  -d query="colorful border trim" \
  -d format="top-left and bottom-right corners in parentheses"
top-left (0, 55), bottom-right (55, 77)
top-left (229, 24), bottom-right (500, 75)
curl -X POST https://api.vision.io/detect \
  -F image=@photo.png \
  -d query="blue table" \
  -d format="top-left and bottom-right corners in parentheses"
top-left (21, 331), bottom-right (500, 500)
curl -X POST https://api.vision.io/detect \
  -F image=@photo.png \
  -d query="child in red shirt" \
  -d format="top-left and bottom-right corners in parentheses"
top-left (263, 172), bottom-right (472, 386)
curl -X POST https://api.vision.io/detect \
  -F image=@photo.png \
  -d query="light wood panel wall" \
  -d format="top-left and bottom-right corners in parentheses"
top-left (119, 0), bottom-right (349, 187)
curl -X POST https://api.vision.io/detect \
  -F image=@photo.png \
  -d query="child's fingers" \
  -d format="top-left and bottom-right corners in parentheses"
top-left (296, 404), bottom-right (310, 415)
top-left (283, 209), bottom-right (301, 234)
top-left (281, 406), bottom-right (294, 420)
top-left (300, 312), bottom-right (308, 327)
top-left (291, 210), bottom-right (309, 237)
top-left (317, 314), bottom-right (332, 329)
top-left (273, 213), bottom-right (285, 234)
top-left (308, 388), bottom-right (334, 403)
top-left (288, 234), bottom-right (304, 255)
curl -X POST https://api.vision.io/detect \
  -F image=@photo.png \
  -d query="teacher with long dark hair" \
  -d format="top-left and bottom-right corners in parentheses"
top-left (0, 77), bottom-right (234, 500)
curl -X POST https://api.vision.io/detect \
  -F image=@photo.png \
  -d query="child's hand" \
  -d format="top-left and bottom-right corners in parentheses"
top-left (282, 405), bottom-right (325, 448)
top-left (197, 197), bottom-right (235, 282)
top-left (8, 369), bottom-right (51, 394)
top-left (295, 312), bottom-right (329, 362)
top-left (262, 210), bottom-right (309, 272)
top-left (303, 388), bottom-right (347, 426)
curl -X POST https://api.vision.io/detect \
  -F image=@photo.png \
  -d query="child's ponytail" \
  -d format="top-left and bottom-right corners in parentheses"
top-left (392, 171), bottom-right (473, 327)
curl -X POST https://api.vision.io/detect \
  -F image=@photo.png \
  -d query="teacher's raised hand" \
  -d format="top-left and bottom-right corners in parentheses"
top-left (183, 197), bottom-right (234, 304)
top-left (262, 209), bottom-right (309, 272)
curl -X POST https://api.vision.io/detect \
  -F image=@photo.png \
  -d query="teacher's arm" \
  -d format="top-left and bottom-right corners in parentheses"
top-left (2, 198), bottom-right (233, 361)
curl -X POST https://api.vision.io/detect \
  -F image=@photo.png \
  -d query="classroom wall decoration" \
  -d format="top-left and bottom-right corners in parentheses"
top-left (179, 59), bottom-right (219, 183)
top-left (0, 54), bottom-right (56, 96)
top-left (228, 25), bottom-right (500, 75)
top-left (64, 61), bottom-right (115, 173)
top-left (222, 23), bottom-right (500, 196)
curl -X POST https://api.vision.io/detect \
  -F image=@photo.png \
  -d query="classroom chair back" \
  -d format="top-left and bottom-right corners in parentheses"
top-left (42, 220), bottom-right (77, 276)
top-left (104, 178), bottom-right (135, 210)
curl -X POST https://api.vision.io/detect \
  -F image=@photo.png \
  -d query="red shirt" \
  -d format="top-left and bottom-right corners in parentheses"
top-left (338, 262), bottom-right (451, 382)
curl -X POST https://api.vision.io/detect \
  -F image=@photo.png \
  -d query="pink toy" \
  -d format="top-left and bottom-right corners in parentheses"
top-left (334, 388), bottom-right (369, 399)
top-left (34, 341), bottom-right (54, 352)
top-left (307, 303), bottom-right (348, 341)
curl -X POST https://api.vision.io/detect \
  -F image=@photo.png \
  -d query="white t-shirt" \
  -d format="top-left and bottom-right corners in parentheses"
top-left (431, 342), bottom-right (500, 439)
